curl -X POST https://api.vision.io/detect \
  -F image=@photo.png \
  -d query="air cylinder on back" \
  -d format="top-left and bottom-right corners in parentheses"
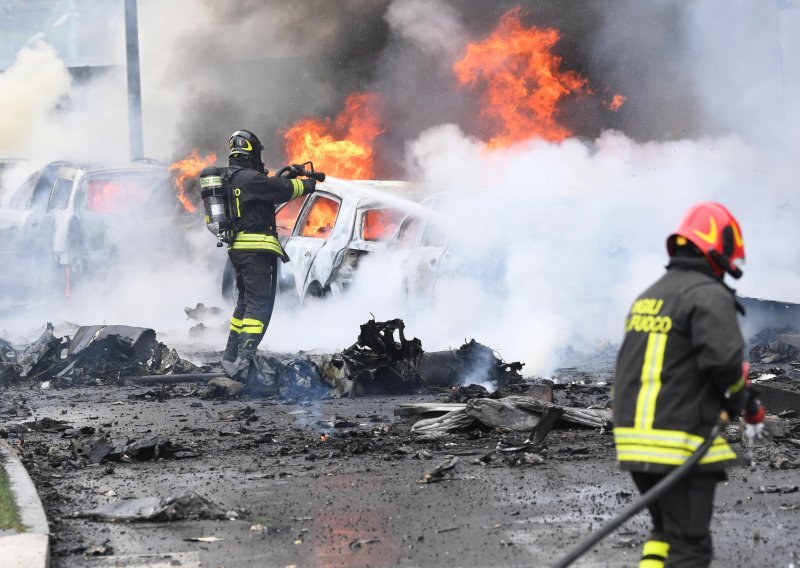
top-left (199, 166), bottom-right (227, 243)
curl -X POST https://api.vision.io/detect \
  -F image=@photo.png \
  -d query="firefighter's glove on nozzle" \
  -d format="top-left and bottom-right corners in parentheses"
top-left (288, 164), bottom-right (305, 178)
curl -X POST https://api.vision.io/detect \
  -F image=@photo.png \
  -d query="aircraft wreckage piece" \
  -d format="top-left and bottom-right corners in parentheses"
top-left (325, 318), bottom-right (525, 397)
top-left (75, 492), bottom-right (229, 523)
top-left (7, 324), bottom-right (209, 385)
top-left (118, 372), bottom-right (223, 385)
top-left (408, 395), bottom-right (611, 438)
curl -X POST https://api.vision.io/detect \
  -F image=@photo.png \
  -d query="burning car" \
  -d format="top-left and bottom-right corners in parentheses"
top-left (222, 179), bottom-right (423, 303)
top-left (387, 193), bottom-right (466, 300)
top-left (0, 160), bottom-right (190, 298)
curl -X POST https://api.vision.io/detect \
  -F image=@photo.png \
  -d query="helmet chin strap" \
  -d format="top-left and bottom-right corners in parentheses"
top-left (709, 250), bottom-right (743, 279)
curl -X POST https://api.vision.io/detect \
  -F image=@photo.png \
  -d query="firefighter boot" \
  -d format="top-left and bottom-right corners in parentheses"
top-left (221, 332), bottom-right (262, 383)
top-left (222, 331), bottom-right (240, 362)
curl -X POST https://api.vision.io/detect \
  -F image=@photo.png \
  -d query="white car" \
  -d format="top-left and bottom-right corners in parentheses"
top-left (222, 179), bottom-right (423, 303)
top-left (0, 160), bottom-right (189, 298)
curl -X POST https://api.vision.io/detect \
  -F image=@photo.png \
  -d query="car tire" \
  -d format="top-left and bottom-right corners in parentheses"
top-left (303, 281), bottom-right (326, 303)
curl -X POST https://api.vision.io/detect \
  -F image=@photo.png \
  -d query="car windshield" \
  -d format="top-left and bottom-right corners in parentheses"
top-left (83, 173), bottom-right (162, 214)
top-left (361, 208), bottom-right (405, 242)
top-left (276, 195), bottom-right (308, 236)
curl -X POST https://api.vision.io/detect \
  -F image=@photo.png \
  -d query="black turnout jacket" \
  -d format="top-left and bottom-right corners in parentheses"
top-left (612, 257), bottom-right (745, 473)
top-left (226, 160), bottom-right (315, 260)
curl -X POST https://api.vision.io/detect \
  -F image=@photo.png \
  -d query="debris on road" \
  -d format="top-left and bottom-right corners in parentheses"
top-left (418, 456), bottom-right (460, 484)
top-left (76, 492), bottom-right (229, 522)
top-left (349, 537), bottom-right (381, 549)
top-left (184, 302), bottom-right (224, 322)
top-left (407, 395), bottom-right (611, 439)
top-left (185, 536), bottom-right (224, 543)
top-left (6, 324), bottom-right (210, 387)
top-left (754, 485), bottom-right (799, 494)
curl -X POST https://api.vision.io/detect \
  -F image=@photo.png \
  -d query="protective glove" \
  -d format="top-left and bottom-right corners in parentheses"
top-left (743, 384), bottom-right (766, 444)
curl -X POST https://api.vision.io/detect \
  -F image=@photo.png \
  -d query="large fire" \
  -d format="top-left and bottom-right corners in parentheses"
top-left (453, 8), bottom-right (589, 148)
top-left (283, 92), bottom-right (383, 180)
top-left (168, 149), bottom-right (217, 212)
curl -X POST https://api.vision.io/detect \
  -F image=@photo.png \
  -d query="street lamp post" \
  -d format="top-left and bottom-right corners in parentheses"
top-left (124, 0), bottom-right (143, 160)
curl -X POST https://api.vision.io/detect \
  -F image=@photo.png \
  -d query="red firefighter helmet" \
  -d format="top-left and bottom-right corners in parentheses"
top-left (667, 202), bottom-right (745, 278)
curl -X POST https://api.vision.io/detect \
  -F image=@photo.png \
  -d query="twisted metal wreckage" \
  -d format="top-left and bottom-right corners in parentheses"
top-left (0, 318), bottom-right (621, 445)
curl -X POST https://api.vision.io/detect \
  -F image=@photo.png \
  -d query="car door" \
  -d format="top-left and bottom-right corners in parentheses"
top-left (274, 194), bottom-right (309, 291)
top-left (281, 192), bottom-right (342, 299)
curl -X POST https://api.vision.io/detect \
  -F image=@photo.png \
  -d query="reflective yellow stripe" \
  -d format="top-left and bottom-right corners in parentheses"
top-left (230, 317), bottom-right (243, 333)
top-left (616, 443), bottom-right (736, 465)
top-left (229, 232), bottom-right (286, 255)
top-left (642, 540), bottom-right (669, 559)
top-left (614, 427), bottom-right (737, 465)
top-left (242, 318), bottom-right (264, 334)
top-left (727, 375), bottom-right (746, 395)
top-left (615, 427), bottom-right (705, 450)
top-left (639, 560), bottom-right (664, 568)
top-left (291, 178), bottom-right (304, 199)
top-left (234, 188), bottom-right (241, 217)
top-left (635, 332), bottom-right (668, 430)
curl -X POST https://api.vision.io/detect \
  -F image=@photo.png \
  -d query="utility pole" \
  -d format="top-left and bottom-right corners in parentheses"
top-left (125, 0), bottom-right (143, 160)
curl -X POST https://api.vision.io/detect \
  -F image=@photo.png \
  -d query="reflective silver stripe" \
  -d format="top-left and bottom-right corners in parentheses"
top-left (200, 176), bottom-right (222, 188)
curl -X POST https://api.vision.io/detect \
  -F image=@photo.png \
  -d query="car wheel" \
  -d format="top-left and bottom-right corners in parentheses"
top-left (303, 281), bottom-right (326, 303)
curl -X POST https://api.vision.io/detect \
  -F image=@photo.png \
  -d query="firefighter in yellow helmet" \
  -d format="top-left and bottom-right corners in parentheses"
top-left (221, 129), bottom-right (319, 380)
top-left (613, 202), bottom-right (765, 567)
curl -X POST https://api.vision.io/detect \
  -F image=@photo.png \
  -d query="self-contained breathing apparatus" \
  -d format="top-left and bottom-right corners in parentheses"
top-left (199, 161), bottom-right (326, 247)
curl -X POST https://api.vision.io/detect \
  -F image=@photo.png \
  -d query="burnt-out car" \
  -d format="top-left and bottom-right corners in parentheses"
top-left (0, 160), bottom-right (190, 299)
top-left (386, 193), bottom-right (463, 299)
top-left (222, 179), bottom-right (422, 303)
top-left (386, 192), bottom-right (515, 302)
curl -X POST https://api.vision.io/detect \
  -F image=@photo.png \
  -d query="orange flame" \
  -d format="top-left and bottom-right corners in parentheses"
top-left (299, 196), bottom-right (339, 238)
top-left (604, 94), bottom-right (627, 112)
top-left (362, 208), bottom-right (405, 242)
top-left (453, 8), bottom-right (588, 148)
top-left (283, 92), bottom-right (384, 180)
top-left (86, 179), bottom-right (148, 213)
top-left (168, 149), bottom-right (217, 212)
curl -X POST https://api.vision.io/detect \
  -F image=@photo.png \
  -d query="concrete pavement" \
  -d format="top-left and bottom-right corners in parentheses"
top-left (0, 439), bottom-right (49, 568)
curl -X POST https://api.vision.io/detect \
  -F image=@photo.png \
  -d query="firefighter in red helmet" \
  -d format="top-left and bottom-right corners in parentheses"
top-left (613, 202), bottom-right (764, 567)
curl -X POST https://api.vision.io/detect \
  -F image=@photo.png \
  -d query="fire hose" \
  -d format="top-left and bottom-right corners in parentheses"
top-left (551, 414), bottom-right (728, 568)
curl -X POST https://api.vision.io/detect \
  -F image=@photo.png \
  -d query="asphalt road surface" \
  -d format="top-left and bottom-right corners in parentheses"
top-left (2, 377), bottom-right (798, 568)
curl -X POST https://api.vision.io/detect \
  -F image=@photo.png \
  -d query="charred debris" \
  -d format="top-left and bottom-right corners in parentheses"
top-left (0, 318), bottom-right (534, 400)
top-left (3, 318), bottom-right (800, 460)
top-left (0, 317), bottom-right (620, 452)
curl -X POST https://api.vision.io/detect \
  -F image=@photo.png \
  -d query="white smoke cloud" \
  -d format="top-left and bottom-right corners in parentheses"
top-left (3, 1), bottom-right (800, 381)
top-left (0, 41), bottom-right (72, 157)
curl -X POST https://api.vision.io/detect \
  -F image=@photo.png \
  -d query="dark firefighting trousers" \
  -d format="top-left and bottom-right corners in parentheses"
top-left (632, 471), bottom-right (721, 568)
top-left (228, 250), bottom-right (278, 356)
